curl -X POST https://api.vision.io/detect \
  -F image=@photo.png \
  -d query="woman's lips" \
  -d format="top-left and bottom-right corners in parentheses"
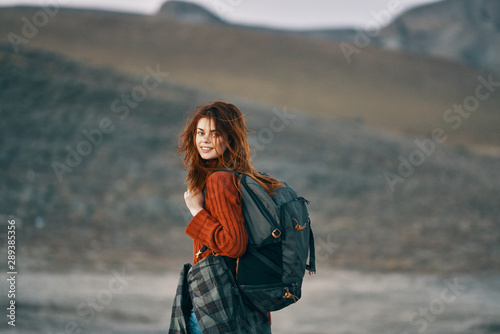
top-left (200, 146), bottom-right (213, 153)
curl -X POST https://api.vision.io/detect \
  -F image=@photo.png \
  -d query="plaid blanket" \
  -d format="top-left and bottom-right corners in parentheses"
top-left (168, 255), bottom-right (271, 334)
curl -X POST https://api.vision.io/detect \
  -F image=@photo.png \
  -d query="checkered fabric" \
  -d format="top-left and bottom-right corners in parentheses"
top-left (168, 263), bottom-right (193, 333)
top-left (168, 255), bottom-right (272, 334)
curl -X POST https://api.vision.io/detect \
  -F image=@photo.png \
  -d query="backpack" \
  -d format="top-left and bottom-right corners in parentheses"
top-left (203, 170), bottom-right (316, 313)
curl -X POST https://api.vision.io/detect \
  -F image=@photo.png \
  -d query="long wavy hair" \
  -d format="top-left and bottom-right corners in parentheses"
top-left (177, 101), bottom-right (283, 196)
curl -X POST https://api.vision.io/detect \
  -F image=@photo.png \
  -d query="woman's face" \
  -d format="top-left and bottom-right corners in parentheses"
top-left (196, 117), bottom-right (228, 160)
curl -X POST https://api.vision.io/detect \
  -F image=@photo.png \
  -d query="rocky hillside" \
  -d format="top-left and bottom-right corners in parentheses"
top-left (1, 44), bottom-right (499, 273)
top-left (376, 0), bottom-right (500, 71)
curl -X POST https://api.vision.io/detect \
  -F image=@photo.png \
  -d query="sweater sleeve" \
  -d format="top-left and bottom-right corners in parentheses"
top-left (185, 171), bottom-right (248, 258)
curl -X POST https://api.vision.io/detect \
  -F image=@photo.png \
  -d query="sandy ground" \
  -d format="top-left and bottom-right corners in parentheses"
top-left (2, 269), bottom-right (500, 334)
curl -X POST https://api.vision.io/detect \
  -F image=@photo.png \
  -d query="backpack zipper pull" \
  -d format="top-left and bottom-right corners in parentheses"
top-left (298, 197), bottom-right (310, 205)
top-left (283, 287), bottom-right (299, 302)
top-left (292, 218), bottom-right (306, 231)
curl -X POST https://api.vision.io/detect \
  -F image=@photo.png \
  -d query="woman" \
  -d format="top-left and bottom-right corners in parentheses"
top-left (169, 101), bottom-right (282, 334)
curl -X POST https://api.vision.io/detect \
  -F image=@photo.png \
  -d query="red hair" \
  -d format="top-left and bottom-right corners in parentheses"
top-left (177, 101), bottom-right (283, 195)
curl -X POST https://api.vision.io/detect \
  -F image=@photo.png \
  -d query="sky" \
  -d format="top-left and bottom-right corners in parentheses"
top-left (1, 0), bottom-right (441, 29)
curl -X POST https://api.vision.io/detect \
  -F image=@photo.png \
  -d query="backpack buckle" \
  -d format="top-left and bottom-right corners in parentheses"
top-left (272, 228), bottom-right (282, 238)
top-left (196, 245), bottom-right (209, 259)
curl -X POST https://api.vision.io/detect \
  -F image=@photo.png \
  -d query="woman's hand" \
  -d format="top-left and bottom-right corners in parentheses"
top-left (184, 189), bottom-right (204, 217)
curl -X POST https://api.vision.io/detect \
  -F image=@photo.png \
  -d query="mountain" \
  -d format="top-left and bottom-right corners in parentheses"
top-left (1, 5), bottom-right (499, 150)
top-left (153, 0), bottom-right (500, 72)
top-left (157, 0), bottom-right (225, 24)
top-left (375, 0), bottom-right (500, 71)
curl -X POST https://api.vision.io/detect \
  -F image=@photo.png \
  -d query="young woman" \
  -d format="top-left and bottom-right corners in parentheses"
top-left (169, 101), bottom-right (282, 334)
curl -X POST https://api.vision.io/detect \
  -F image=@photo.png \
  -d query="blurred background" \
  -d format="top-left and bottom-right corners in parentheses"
top-left (1, 0), bottom-right (499, 333)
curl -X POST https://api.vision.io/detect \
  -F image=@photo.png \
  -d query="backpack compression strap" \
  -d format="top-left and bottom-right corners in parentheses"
top-left (306, 228), bottom-right (316, 274)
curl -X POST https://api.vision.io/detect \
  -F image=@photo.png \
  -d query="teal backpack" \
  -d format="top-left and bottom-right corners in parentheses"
top-left (203, 170), bottom-right (316, 313)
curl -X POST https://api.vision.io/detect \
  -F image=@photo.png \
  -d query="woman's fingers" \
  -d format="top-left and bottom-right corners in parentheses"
top-left (184, 190), bottom-right (204, 217)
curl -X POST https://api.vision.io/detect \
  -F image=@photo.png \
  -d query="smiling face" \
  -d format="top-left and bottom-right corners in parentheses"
top-left (196, 117), bottom-right (228, 160)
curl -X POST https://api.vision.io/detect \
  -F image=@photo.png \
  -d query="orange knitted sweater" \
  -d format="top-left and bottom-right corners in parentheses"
top-left (185, 171), bottom-right (248, 264)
